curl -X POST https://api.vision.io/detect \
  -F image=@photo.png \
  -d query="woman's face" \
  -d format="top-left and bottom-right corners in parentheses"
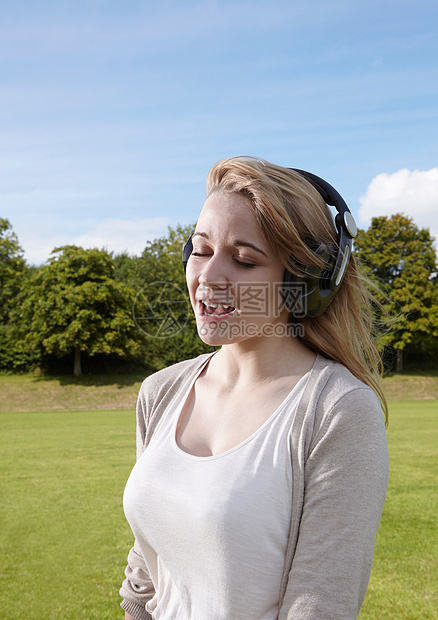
top-left (186, 189), bottom-right (290, 347)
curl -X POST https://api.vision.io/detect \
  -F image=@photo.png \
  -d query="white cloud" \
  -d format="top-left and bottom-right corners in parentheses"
top-left (19, 217), bottom-right (172, 266)
top-left (358, 168), bottom-right (438, 242)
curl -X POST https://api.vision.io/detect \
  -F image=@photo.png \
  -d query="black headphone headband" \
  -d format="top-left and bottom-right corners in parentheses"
top-left (182, 168), bottom-right (357, 317)
top-left (285, 169), bottom-right (357, 316)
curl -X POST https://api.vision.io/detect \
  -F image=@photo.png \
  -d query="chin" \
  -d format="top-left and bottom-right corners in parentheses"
top-left (196, 324), bottom-right (233, 347)
top-left (195, 318), bottom-right (255, 348)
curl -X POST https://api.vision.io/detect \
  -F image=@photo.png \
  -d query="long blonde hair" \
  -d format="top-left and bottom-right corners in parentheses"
top-left (206, 156), bottom-right (388, 424)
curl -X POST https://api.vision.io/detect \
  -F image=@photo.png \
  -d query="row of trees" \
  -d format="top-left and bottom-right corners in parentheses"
top-left (1, 213), bottom-right (437, 375)
top-left (0, 219), bottom-right (207, 376)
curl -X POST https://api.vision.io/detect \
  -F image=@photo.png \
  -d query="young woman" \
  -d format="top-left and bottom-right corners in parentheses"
top-left (120, 157), bottom-right (389, 620)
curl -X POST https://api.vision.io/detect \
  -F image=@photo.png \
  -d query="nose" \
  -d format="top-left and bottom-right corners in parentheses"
top-left (198, 251), bottom-right (229, 289)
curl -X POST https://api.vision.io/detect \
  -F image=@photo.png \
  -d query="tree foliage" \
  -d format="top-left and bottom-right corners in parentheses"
top-left (0, 218), bottom-right (26, 323)
top-left (20, 246), bottom-right (140, 375)
top-left (0, 219), bottom-right (32, 371)
top-left (354, 213), bottom-right (438, 368)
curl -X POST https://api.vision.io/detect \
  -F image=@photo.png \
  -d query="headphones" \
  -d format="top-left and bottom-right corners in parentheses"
top-left (182, 168), bottom-right (357, 318)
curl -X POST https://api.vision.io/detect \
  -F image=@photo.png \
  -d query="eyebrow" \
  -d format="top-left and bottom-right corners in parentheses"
top-left (192, 232), bottom-right (268, 257)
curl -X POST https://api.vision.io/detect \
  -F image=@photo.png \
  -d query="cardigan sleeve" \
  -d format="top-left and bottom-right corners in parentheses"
top-left (119, 387), bottom-right (155, 620)
top-left (119, 540), bottom-right (154, 620)
top-left (279, 387), bottom-right (389, 620)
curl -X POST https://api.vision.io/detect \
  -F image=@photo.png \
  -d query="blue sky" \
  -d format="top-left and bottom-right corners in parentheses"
top-left (1, 0), bottom-right (437, 265)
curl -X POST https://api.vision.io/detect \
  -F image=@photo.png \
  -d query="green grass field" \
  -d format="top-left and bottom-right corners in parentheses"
top-left (0, 376), bottom-right (437, 619)
top-left (359, 402), bottom-right (437, 619)
top-left (0, 409), bottom-right (136, 619)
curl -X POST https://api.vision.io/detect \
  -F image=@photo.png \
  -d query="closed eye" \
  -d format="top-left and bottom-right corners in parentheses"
top-left (234, 258), bottom-right (256, 269)
top-left (191, 252), bottom-right (256, 269)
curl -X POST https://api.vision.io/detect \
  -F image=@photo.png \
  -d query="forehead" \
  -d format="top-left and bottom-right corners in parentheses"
top-left (196, 190), bottom-right (261, 235)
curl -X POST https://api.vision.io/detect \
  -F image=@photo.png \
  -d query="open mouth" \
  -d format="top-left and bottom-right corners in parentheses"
top-left (200, 301), bottom-right (236, 317)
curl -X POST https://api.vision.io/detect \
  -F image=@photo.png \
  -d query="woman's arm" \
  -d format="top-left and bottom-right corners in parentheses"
top-left (280, 387), bottom-right (389, 620)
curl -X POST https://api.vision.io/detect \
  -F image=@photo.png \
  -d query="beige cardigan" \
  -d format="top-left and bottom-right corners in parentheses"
top-left (120, 353), bottom-right (389, 620)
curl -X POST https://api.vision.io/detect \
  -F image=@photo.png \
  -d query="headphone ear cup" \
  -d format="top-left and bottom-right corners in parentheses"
top-left (182, 235), bottom-right (193, 271)
top-left (318, 243), bottom-right (337, 291)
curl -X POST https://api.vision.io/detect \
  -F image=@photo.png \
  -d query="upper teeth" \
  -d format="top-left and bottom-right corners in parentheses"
top-left (204, 302), bottom-right (228, 308)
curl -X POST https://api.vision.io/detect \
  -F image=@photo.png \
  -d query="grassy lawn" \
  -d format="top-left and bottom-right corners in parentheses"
top-left (0, 409), bottom-right (136, 619)
top-left (0, 375), bottom-right (437, 618)
top-left (359, 402), bottom-right (437, 619)
top-left (0, 373), bottom-right (145, 413)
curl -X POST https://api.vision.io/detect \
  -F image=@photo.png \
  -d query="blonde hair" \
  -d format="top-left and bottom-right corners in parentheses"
top-left (206, 156), bottom-right (388, 424)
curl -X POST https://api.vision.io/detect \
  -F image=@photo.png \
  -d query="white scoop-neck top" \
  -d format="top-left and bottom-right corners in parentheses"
top-left (123, 361), bottom-right (310, 620)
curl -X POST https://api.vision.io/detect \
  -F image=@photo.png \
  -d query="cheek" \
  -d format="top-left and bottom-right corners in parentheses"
top-left (185, 263), bottom-right (199, 302)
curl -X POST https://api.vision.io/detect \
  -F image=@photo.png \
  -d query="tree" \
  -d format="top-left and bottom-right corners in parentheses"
top-left (354, 213), bottom-right (438, 371)
top-left (20, 246), bottom-right (140, 375)
top-left (0, 219), bottom-right (32, 371)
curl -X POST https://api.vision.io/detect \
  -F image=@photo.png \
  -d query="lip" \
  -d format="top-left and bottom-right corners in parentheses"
top-left (197, 300), bottom-right (237, 323)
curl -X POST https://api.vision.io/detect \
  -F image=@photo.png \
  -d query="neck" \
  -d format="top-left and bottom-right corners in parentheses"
top-left (211, 336), bottom-right (316, 387)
